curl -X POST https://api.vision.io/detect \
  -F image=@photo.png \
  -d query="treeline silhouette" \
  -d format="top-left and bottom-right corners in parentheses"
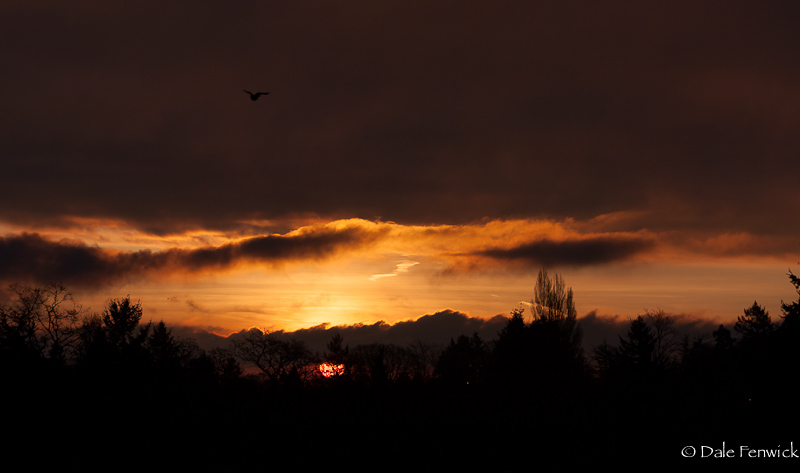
top-left (2, 269), bottom-right (800, 471)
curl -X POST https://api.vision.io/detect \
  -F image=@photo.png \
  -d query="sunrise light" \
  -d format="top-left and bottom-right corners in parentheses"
top-left (318, 363), bottom-right (345, 378)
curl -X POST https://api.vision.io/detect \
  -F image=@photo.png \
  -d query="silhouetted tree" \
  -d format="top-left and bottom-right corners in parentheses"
top-left (768, 271), bottom-right (800, 407)
top-left (436, 333), bottom-right (487, 387)
top-left (729, 300), bottom-right (785, 429)
top-left (481, 272), bottom-right (592, 465)
top-left (0, 283), bottom-right (83, 365)
top-left (146, 320), bottom-right (203, 380)
top-left (712, 324), bottom-right (734, 350)
top-left (618, 316), bottom-right (656, 373)
top-left (734, 301), bottom-right (772, 340)
top-left (325, 333), bottom-right (349, 364)
top-left (497, 306), bottom-right (526, 342)
top-left (406, 340), bottom-right (441, 383)
top-left (102, 297), bottom-right (150, 351)
top-left (231, 329), bottom-right (317, 383)
top-left (529, 269), bottom-right (585, 369)
top-left (209, 347), bottom-right (243, 381)
top-left (594, 310), bottom-right (679, 382)
top-left (349, 343), bottom-right (411, 385)
top-left (591, 340), bottom-right (618, 379)
top-left (488, 270), bottom-right (588, 425)
top-left (645, 309), bottom-right (680, 369)
top-left (0, 286), bottom-right (42, 367)
top-left (679, 334), bottom-right (709, 368)
top-left (148, 320), bottom-right (180, 357)
top-left (531, 268), bottom-right (577, 322)
top-left (488, 306), bottom-right (527, 385)
top-left (75, 313), bottom-right (108, 364)
top-left (74, 297), bottom-right (152, 380)
top-left (780, 270), bottom-right (800, 331)
top-left (317, 333), bottom-right (351, 383)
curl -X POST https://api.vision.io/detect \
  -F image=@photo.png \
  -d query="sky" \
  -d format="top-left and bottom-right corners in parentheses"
top-left (2, 1), bottom-right (799, 344)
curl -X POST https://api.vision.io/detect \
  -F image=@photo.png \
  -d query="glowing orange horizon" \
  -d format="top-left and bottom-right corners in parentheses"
top-left (2, 216), bottom-right (796, 336)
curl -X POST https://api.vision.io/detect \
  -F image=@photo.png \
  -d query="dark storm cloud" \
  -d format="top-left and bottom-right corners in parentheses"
top-left (1, 2), bottom-right (799, 236)
top-left (0, 226), bottom-right (382, 288)
top-left (476, 235), bottom-right (654, 267)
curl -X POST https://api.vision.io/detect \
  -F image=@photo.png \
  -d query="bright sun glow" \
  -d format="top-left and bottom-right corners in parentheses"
top-left (318, 363), bottom-right (345, 378)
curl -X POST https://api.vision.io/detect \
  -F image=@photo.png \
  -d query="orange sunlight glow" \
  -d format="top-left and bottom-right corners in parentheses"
top-left (17, 216), bottom-right (794, 335)
top-left (319, 363), bottom-right (345, 378)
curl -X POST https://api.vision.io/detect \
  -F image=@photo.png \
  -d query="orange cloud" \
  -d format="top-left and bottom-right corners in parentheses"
top-left (2, 216), bottom-right (791, 293)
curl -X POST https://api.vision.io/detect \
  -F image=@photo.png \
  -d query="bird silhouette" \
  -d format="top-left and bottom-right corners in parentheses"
top-left (244, 90), bottom-right (269, 101)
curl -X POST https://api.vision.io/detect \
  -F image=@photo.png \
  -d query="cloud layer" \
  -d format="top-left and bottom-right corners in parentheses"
top-left (270, 309), bottom-right (510, 354)
top-left (2, 215), bottom-right (794, 293)
top-left (182, 307), bottom-right (725, 358)
top-left (0, 223), bottom-right (384, 289)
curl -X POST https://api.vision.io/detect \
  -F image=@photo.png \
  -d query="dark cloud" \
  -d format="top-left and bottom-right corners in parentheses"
top-left (171, 325), bottom-right (232, 352)
top-left (0, 233), bottom-right (122, 289)
top-left (476, 235), bottom-right (654, 267)
top-left (267, 310), bottom-right (509, 354)
top-left (577, 310), bottom-right (725, 354)
top-left (0, 226), bottom-right (382, 289)
top-left (1, 2), bottom-right (799, 236)
top-left (160, 225), bottom-right (385, 271)
top-left (187, 308), bottom-right (725, 357)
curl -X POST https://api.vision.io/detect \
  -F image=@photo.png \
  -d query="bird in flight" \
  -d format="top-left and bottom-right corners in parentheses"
top-left (244, 90), bottom-right (269, 101)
